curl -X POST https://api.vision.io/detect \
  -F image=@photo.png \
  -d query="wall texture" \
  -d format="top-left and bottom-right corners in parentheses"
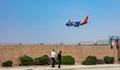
top-left (0, 45), bottom-right (118, 66)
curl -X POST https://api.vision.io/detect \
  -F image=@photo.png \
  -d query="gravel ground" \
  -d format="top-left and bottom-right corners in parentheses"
top-left (0, 64), bottom-right (120, 70)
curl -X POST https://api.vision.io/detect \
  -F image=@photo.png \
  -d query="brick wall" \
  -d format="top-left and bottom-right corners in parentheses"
top-left (0, 45), bottom-right (118, 66)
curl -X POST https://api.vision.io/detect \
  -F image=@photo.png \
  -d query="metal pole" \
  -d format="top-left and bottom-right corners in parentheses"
top-left (116, 36), bottom-right (119, 49)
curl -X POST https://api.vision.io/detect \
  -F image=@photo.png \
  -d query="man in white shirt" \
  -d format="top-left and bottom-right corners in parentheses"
top-left (51, 49), bottom-right (56, 67)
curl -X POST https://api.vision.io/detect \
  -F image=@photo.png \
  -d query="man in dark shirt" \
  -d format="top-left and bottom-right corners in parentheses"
top-left (57, 51), bottom-right (62, 68)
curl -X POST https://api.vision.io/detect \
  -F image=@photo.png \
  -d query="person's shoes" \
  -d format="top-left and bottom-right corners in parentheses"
top-left (52, 66), bottom-right (55, 68)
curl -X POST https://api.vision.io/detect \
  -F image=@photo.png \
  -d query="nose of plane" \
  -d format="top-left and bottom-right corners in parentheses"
top-left (66, 23), bottom-right (70, 26)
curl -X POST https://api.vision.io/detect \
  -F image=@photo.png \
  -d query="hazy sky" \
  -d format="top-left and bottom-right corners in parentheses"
top-left (0, 0), bottom-right (120, 43)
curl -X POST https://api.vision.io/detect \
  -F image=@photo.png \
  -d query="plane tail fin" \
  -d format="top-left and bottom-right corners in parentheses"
top-left (80, 15), bottom-right (89, 25)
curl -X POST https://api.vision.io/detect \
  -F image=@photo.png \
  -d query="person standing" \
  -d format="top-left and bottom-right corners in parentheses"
top-left (57, 51), bottom-right (62, 68)
top-left (51, 49), bottom-right (56, 67)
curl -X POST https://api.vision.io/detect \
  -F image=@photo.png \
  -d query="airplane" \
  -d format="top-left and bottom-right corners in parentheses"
top-left (66, 16), bottom-right (89, 27)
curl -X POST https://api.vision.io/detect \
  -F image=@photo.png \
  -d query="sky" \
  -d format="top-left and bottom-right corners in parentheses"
top-left (0, 0), bottom-right (120, 44)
